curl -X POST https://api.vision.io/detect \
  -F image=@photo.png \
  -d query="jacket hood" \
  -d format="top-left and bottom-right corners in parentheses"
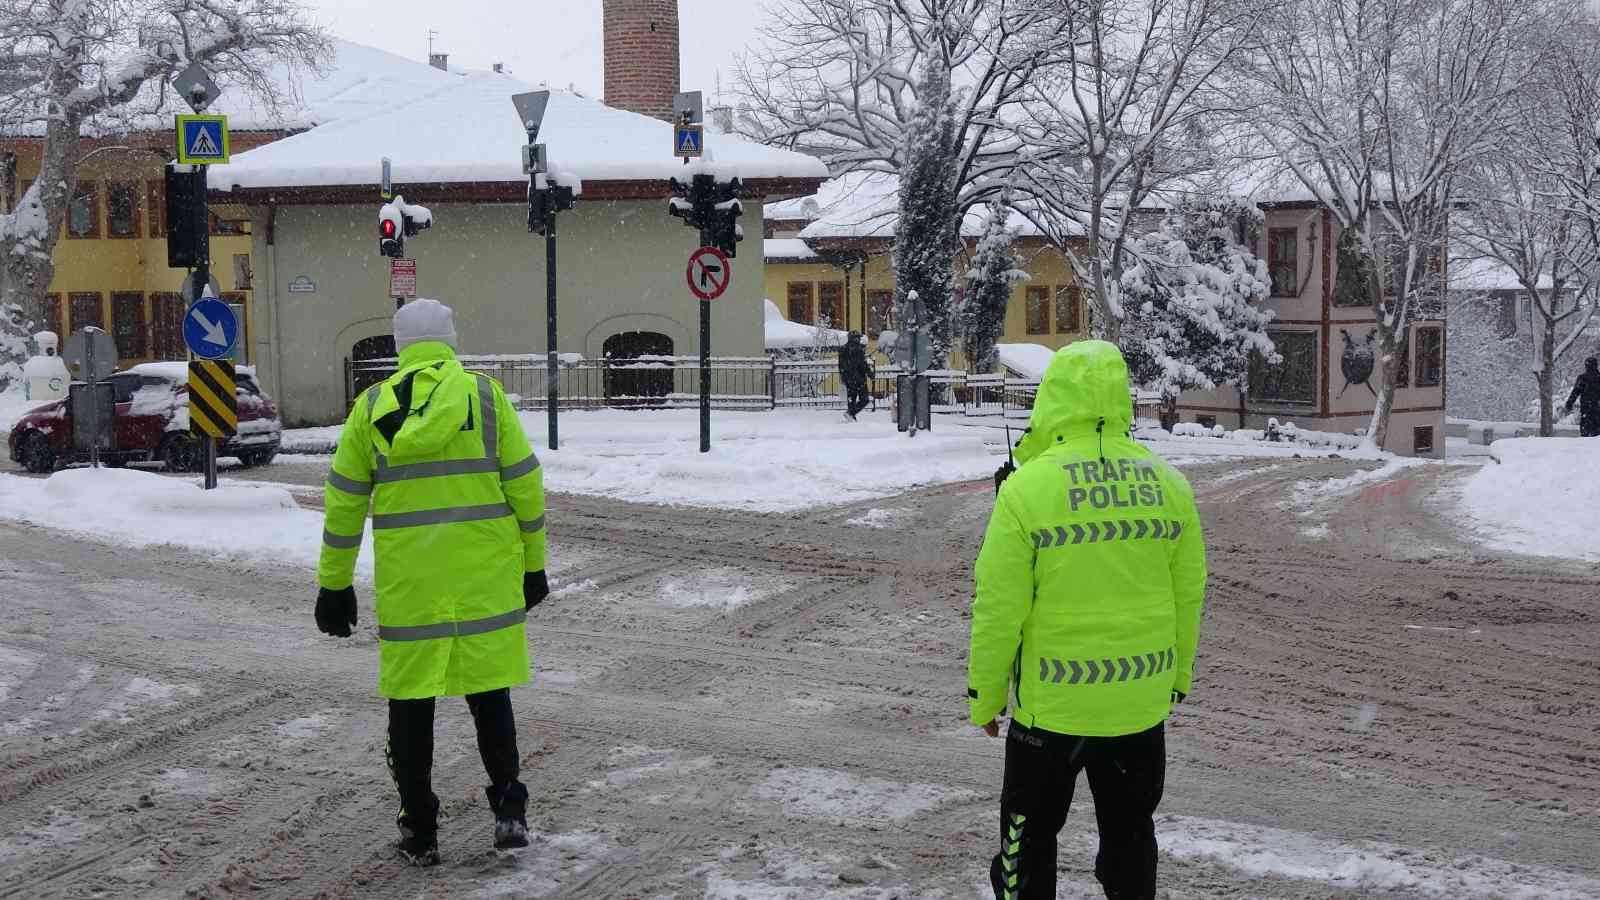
top-left (1015, 340), bottom-right (1134, 465)
top-left (369, 342), bottom-right (471, 458)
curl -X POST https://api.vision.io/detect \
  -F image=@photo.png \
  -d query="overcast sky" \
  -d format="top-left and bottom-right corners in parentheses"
top-left (301, 0), bottom-right (770, 101)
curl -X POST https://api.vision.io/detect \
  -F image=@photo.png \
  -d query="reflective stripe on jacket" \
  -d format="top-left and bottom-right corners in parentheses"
top-left (968, 340), bottom-right (1206, 737)
top-left (318, 340), bottom-right (546, 699)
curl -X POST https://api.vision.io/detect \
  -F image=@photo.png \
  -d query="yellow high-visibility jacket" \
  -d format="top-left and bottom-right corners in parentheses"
top-left (319, 341), bottom-right (546, 699)
top-left (969, 340), bottom-right (1206, 736)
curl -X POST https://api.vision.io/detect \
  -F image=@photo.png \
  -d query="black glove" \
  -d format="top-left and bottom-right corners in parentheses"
top-left (524, 571), bottom-right (550, 611)
top-left (1172, 690), bottom-right (1187, 704)
top-left (993, 460), bottom-right (1016, 494)
top-left (315, 586), bottom-right (357, 637)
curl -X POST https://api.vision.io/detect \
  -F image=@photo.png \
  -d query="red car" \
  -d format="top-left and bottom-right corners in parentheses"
top-left (7, 362), bottom-right (282, 474)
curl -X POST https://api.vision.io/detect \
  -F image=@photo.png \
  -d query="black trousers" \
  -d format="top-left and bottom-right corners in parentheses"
top-left (386, 688), bottom-right (524, 833)
top-left (992, 721), bottom-right (1166, 900)
top-left (846, 382), bottom-right (870, 417)
top-left (1580, 406), bottom-right (1599, 437)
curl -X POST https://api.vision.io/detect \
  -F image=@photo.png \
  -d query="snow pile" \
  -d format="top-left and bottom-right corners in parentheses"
top-left (764, 300), bottom-right (849, 350)
top-left (0, 468), bottom-right (371, 574)
top-left (995, 343), bottom-right (1055, 380)
top-left (1460, 438), bottom-right (1599, 561)
top-left (280, 425), bottom-right (342, 454)
top-left (0, 385), bottom-right (42, 435)
top-left (524, 409), bottom-right (1000, 511)
top-left (1141, 418), bottom-right (1373, 455)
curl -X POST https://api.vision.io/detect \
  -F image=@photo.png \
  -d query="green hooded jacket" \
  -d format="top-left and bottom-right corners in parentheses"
top-left (318, 341), bottom-right (547, 699)
top-left (968, 340), bottom-right (1206, 736)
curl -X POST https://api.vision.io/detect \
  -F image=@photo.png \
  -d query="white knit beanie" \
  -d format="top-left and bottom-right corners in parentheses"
top-left (393, 298), bottom-right (458, 350)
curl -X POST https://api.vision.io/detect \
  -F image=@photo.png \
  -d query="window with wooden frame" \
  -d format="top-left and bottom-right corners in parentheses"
top-left (866, 290), bottom-right (894, 338)
top-left (43, 294), bottom-right (63, 338)
top-left (818, 282), bottom-right (843, 328)
top-left (151, 293), bottom-right (186, 360)
top-left (1249, 330), bottom-right (1317, 405)
top-left (1055, 284), bottom-right (1081, 334)
top-left (1413, 425), bottom-right (1435, 454)
top-left (1025, 286), bottom-right (1051, 335)
top-left (787, 282), bottom-right (814, 325)
top-left (112, 293), bottom-right (147, 358)
top-left (68, 182), bottom-right (99, 238)
top-left (107, 182), bottom-right (140, 238)
top-left (69, 292), bottom-right (104, 331)
top-left (1414, 325), bottom-right (1443, 387)
top-left (1394, 327), bottom-right (1411, 389)
top-left (146, 180), bottom-right (165, 237)
top-left (209, 213), bottom-right (248, 236)
top-left (1267, 227), bottom-right (1298, 296)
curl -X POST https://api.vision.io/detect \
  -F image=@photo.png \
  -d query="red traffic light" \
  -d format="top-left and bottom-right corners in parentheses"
top-left (380, 218), bottom-right (397, 239)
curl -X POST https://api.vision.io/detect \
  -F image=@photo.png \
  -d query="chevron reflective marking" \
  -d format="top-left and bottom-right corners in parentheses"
top-left (188, 360), bottom-right (237, 439)
top-left (1134, 519), bottom-right (1149, 539)
top-left (1170, 520), bottom-right (1183, 540)
top-left (1071, 523), bottom-right (1086, 544)
top-left (1053, 526), bottom-right (1069, 546)
top-left (1151, 519), bottom-right (1165, 539)
top-left (1118, 520), bottom-right (1133, 540)
top-left (1085, 522), bottom-right (1100, 543)
top-left (1102, 521), bottom-right (1116, 542)
top-left (1039, 648), bottom-right (1178, 686)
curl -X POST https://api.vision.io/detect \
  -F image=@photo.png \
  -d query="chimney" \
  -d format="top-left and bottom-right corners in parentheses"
top-left (492, 63), bottom-right (504, 74)
top-left (602, 0), bottom-right (680, 122)
top-left (429, 52), bottom-right (448, 71)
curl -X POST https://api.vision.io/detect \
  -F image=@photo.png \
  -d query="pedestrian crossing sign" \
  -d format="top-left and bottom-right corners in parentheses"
top-left (176, 114), bottom-right (230, 165)
top-left (674, 123), bottom-right (704, 158)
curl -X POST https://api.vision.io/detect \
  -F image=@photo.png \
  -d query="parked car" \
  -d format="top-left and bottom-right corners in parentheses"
top-left (7, 362), bottom-right (282, 474)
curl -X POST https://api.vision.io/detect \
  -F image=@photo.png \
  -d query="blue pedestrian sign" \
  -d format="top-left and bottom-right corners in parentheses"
top-left (176, 114), bottom-right (230, 165)
top-left (674, 123), bottom-right (704, 158)
top-left (183, 296), bottom-right (239, 360)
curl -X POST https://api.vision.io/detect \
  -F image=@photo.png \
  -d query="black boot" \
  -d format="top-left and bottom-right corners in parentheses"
top-left (487, 781), bottom-right (529, 849)
top-left (396, 794), bottom-right (441, 867)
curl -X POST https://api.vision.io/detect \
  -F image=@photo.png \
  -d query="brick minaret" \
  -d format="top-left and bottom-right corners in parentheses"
top-left (603, 0), bottom-right (680, 122)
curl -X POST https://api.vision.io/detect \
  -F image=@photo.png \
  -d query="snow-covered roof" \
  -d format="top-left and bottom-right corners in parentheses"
top-left (210, 68), bottom-right (828, 191)
top-left (1449, 255), bottom-right (1554, 293)
top-left (4, 40), bottom-right (459, 138)
top-left (763, 238), bottom-right (818, 261)
top-left (764, 299), bottom-right (849, 350)
top-left (997, 343), bottom-right (1057, 380)
top-left (770, 172), bottom-right (1046, 241)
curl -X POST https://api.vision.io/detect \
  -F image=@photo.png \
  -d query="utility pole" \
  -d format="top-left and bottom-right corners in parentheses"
top-left (513, 91), bottom-right (572, 451)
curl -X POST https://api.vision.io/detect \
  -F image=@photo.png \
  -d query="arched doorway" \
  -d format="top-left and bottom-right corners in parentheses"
top-left (603, 332), bottom-right (674, 405)
top-left (350, 334), bottom-right (397, 399)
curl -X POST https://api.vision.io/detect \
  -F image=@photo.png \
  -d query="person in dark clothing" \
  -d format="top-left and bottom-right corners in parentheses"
top-left (1565, 357), bottom-right (1600, 437)
top-left (839, 332), bottom-right (875, 420)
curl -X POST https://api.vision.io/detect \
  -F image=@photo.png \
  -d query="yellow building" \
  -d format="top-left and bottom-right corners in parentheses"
top-left (763, 174), bottom-right (1086, 371)
top-left (0, 134), bottom-right (284, 368)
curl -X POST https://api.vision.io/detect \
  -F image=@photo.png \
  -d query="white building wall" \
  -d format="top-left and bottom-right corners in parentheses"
top-left (249, 198), bottom-right (766, 425)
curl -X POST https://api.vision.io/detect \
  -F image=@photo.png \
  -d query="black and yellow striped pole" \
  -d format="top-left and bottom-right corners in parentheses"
top-left (188, 359), bottom-right (237, 490)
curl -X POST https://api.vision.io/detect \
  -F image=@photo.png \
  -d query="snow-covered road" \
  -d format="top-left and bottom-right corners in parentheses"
top-left (0, 458), bottom-right (1596, 898)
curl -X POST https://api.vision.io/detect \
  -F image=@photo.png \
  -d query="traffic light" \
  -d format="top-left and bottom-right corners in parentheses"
top-left (379, 214), bottom-right (404, 258)
top-left (667, 174), bottom-right (743, 257)
top-left (527, 181), bottom-right (575, 236)
top-left (165, 164), bottom-right (204, 268)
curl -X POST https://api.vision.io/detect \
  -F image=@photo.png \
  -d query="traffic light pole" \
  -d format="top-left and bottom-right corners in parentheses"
top-left (699, 226), bottom-right (712, 453)
top-left (193, 164), bottom-right (218, 490)
top-left (546, 208), bottom-right (559, 451)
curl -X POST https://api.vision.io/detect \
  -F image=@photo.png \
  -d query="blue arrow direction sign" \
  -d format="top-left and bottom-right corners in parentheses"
top-left (176, 114), bottom-right (230, 165)
top-left (183, 296), bottom-right (239, 360)
top-left (674, 123), bottom-right (704, 158)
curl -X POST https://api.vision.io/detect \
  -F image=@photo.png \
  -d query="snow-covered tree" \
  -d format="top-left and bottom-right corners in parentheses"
top-left (736, 0), bottom-right (1061, 211)
top-left (1011, 0), bottom-right (1267, 342)
top-left (962, 199), bottom-right (1028, 373)
top-left (1230, 0), bottom-right (1561, 449)
top-left (0, 0), bottom-right (328, 390)
top-left (892, 50), bottom-right (962, 364)
top-left (1457, 25), bottom-right (1600, 435)
top-left (1120, 197), bottom-right (1276, 424)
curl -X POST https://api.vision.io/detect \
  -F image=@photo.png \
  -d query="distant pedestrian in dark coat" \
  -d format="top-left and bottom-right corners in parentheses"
top-left (840, 332), bottom-right (875, 420)
top-left (1565, 356), bottom-right (1600, 437)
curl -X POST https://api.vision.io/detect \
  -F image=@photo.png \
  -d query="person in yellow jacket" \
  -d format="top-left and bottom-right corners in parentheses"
top-left (970, 341), bottom-right (1206, 900)
top-left (315, 298), bottom-right (548, 867)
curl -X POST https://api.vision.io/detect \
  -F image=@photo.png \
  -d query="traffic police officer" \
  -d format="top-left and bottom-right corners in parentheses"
top-left (316, 298), bottom-right (549, 866)
top-left (970, 341), bottom-right (1207, 900)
